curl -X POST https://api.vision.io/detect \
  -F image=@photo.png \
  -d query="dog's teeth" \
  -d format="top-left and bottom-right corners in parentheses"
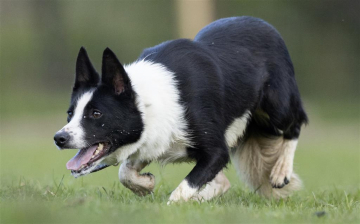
top-left (98, 143), bottom-right (104, 151)
top-left (95, 150), bottom-right (99, 155)
top-left (91, 155), bottom-right (95, 158)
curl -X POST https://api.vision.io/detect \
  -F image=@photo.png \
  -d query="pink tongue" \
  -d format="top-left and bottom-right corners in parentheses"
top-left (66, 145), bottom-right (98, 170)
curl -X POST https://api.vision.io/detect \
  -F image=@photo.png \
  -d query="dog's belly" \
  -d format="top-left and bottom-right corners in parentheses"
top-left (157, 142), bottom-right (192, 165)
top-left (157, 111), bottom-right (251, 164)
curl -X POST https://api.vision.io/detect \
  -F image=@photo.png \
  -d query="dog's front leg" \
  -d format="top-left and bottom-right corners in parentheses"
top-left (119, 160), bottom-right (155, 196)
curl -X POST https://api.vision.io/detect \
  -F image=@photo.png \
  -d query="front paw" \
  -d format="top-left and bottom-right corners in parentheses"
top-left (141, 172), bottom-right (156, 190)
top-left (167, 180), bottom-right (198, 205)
top-left (121, 172), bottom-right (155, 197)
top-left (135, 172), bottom-right (155, 196)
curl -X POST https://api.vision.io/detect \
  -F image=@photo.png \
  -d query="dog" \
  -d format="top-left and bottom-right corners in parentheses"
top-left (54, 16), bottom-right (308, 203)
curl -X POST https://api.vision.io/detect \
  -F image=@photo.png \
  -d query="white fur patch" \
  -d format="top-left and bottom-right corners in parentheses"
top-left (110, 60), bottom-right (190, 163)
top-left (194, 171), bottom-right (231, 201)
top-left (225, 111), bottom-right (251, 147)
top-left (58, 90), bottom-right (94, 148)
top-left (157, 142), bottom-right (191, 165)
top-left (168, 179), bottom-right (198, 204)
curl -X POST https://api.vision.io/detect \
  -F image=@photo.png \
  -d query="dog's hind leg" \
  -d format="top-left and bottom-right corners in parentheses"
top-left (193, 170), bottom-right (231, 202)
top-left (233, 133), bottom-right (302, 199)
top-left (270, 139), bottom-right (297, 188)
top-left (119, 160), bottom-right (155, 196)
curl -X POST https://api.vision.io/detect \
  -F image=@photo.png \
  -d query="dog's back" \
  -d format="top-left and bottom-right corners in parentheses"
top-left (140, 16), bottom-right (307, 139)
top-left (194, 16), bottom-right (308, 130)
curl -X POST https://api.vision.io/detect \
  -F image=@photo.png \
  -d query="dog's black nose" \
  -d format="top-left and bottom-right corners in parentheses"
top-left (54, 132), bottom-right (70, 147)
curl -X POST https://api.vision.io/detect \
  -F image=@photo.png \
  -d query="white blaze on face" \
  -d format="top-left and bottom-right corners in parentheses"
top-left (58, 90), bottom-right (95, 148)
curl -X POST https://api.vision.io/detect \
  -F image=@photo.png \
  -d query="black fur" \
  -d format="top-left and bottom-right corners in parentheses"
top-left (139, 16), bottom-right (307, 189)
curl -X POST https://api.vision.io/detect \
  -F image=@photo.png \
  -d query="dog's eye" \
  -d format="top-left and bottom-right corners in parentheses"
top-left (92, 110), bottom-right (102, 119)
top-left (67, 111), bottom-right (73, 122)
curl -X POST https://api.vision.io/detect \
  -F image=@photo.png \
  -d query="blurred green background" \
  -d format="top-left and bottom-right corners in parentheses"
top-left (0, 0), bottom-right (359, 205)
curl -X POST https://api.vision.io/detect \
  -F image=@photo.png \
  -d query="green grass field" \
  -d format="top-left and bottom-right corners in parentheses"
top-left (1, 107), bottom-right (359, 223)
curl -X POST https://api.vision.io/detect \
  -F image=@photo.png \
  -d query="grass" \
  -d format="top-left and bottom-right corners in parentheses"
top-left (1, 108), bottom-right (359, 223)
top-left (1, 181), bottom-right (359, 223)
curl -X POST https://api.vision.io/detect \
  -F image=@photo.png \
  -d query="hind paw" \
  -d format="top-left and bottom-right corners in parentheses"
top-left (270, 156), bottom-right (292, 188)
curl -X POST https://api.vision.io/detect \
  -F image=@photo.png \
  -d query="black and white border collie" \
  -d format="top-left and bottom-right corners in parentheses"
top-left (54, 16), bottom-right (308, 203)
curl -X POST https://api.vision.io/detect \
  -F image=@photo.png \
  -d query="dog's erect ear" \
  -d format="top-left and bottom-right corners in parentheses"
top-left (74, 47), bottom-right (99, 89)
top-left (101, 48), bottom-right (131, 95)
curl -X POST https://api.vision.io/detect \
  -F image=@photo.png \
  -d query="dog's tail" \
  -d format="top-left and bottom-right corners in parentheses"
top-left (232, 134), bottom-right (302, 199)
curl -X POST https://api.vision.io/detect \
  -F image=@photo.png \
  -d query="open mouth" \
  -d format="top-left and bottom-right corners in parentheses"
top-left (66, 142), bottom-right (111, 176)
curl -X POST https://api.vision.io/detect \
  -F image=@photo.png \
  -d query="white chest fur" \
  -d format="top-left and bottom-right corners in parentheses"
top-left (117, 61), bottom-right (191, 162)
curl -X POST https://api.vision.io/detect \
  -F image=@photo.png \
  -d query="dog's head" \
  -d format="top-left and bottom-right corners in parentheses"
top-left (54, 47), bottom-right (143, 177)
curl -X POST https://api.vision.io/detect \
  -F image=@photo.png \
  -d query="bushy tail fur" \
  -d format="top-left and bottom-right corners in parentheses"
top-left (232, 134), bottom-right (302, 199)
